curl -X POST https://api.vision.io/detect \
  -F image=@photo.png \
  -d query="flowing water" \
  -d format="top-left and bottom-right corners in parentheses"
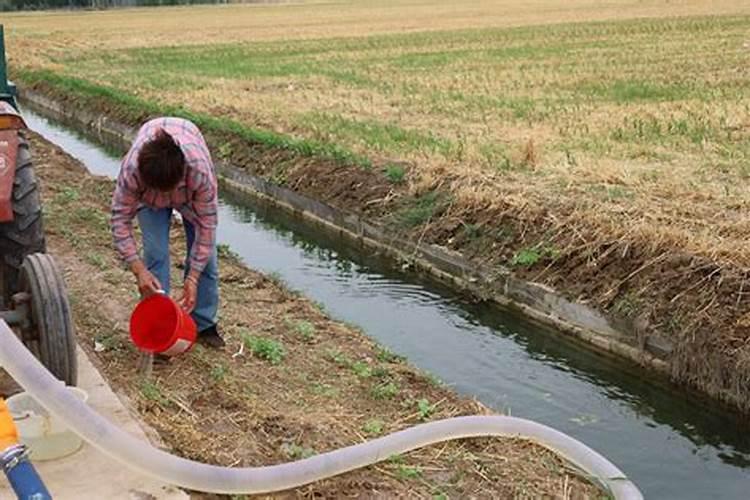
top-left (22, 108), bottom-right (750, 499)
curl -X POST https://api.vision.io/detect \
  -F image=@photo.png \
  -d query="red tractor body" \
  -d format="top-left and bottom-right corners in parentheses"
top-left (0, 102), bottom-right (26, 222)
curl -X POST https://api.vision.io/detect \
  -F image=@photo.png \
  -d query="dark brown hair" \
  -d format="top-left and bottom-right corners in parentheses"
top-left (137, 129), bottom-right (185, 192)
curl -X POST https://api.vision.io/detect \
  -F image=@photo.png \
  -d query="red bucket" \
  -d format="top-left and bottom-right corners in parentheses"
top-left (129, 293), bottom-right (197, 356)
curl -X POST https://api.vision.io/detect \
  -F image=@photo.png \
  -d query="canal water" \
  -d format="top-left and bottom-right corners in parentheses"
top-left (23, 108), bottom-right (750, 499)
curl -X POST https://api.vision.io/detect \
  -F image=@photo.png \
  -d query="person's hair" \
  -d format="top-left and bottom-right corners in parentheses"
top-left (137, 129), bottom-right (185, 192)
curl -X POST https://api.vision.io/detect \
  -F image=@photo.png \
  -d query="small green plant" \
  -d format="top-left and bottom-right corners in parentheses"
top-left (294, 320), bottom-right (316, 341)
top-left (397, 191), bottom-right (447, 228)
top-left (94, 333), bottom-right (123, 352)
top-left (217, 243), bottom-right (239, 260)
top-left (385, 164), bottom-right (406, 184)
top-left (606, 185), bottom-right (632, 200)
top-left (372, 381), bottom-right (399, 400)
top-left (282, 443), bottom-right (316, 460)
top-left (461, 222), bottom-right (481, 240)
top-left (417, 398), bottom-right (434, 420)
top-left (270, 168), bottom-right (288, 186)
top-left (139, 380), bottom-right (167, 405)
top-left (362, 419), bottom-right (384, 436)
top-left (86, 252), bottom-right (106, 270)
top-left (103, 271), bottom-right (121, 285)
top-left (267, 271), bottom-right (286, 287)
top-left (312, 382), bottom-right (339, 397)
top-left (376, 346), bottom-right (404, 364)
top-left (396, 464), bottom-right (422, 480)
top-left (210, 363), bottom-right (228, 382)
top-left (218, 141), bottom-right (233, 158)
top-left (351, 361), bottom-right (373, 378)
top-left (56, 187), bottom-right (79, 203)
top-left (242, 333), bottom-right (285, 365)
top-left (372, 366), bottom-right (391, 379)
top-left (613, 293), bottom-right (640, 318)
top-left (326, 349), bottom-right (352, 367)
top-left (510, 248), bottom-right (541, 267)
top-left (510, 246), bottom-right (559, 267)
top-left (424, 372), bottom-right (442, 387)
top-left (59, 227), bottom-right (80, 248)
top-left (311, 300), bottom-right (327, 314)
top-left (74, 206), bottom-right (108, 228)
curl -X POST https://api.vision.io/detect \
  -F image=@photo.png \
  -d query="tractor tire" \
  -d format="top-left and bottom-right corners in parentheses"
top-left (0, 131), bottom-right (46, 305)
top-left (18, 253), bottom-right (77, 386)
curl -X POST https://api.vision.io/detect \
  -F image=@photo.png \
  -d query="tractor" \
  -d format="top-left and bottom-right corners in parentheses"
top-left (0, 24), bottom-right (77, 387)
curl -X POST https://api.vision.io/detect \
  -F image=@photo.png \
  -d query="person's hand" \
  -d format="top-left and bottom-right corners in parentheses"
top-left (178, 276), bottom-right (198, 313)
top-left (131, 261), bottom-right (161, 298)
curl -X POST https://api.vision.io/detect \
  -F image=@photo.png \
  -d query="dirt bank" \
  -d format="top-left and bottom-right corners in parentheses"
top-left (29, 132), bottom-right (601, 498)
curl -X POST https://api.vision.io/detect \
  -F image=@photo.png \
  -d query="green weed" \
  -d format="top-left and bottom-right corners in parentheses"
top-left (282, 443), bottom-right (316, 460)
top-left (326, 349), bottom-right (352, 368)
top-left (371, 381), bottom-right (399, 400)
top-left (217, 142), bottom-right (233, 158)
top-left (94, 333), bottom-right (123, 352)
top-left (311, 382), bottom-right (339, 397)
top-left (510, 246), bottom-right (559, 267)
top-left (242, 333), bottom-right (285, 365)
top-left (362, 419), bottom-right (385, 436)
top-left (461, 222), bottom-right (482, 240)
top-left (210, 363), bottom-right (228, 382)
top-left (396, 191), bottom-right (450, 228)
top-left (510, 248), bottom-right (541, 267)
top-left (294, 320), bottom-right (316, 342)
top-left (55, 187), bottom-right (79, 203)
top-left (396, 464), bottom-right (422, 480)
top-left (372, 366), bottom-right (392, 379)
top-left (351, 361), bottom-right (373, 378)
top-left (217, 243), bottom-right (240, 260)
top-left (311, 300), bottom-right (327, 314)
top-left (417, 398), bottom-right (435, 420)
top-left (139, 380), bottom-right (167, 405)
top-left (376, 346), bottom-right (405, 364)
top-left (85, 252), bottom-right (107, 270)
top-left (385, 164), bottom-right (407, 184)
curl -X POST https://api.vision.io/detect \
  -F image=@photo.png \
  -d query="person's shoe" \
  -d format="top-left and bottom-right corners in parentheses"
top-left (154, 354), bottom-right (172, 365)
top-left (198, 325), bottom-right (225, 349)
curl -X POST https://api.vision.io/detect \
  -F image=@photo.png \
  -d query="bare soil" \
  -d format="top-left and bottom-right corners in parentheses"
top-left (29, 133), bottom-right (601, 498)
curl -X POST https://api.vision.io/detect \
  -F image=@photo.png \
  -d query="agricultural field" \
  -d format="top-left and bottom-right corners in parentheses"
top-left (5, 1), bottom-right (750, 408)
top-left (7, 0), bottom-right (750, 266)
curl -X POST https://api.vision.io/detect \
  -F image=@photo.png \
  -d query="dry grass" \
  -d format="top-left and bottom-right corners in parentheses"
top-left (6, 1), bottom-right (750, 270)
top-left (6, 0), bottom-right (748, 50)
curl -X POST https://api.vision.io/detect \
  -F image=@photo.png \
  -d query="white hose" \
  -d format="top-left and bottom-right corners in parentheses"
top-left (0, 322), bottom-right (642, 498)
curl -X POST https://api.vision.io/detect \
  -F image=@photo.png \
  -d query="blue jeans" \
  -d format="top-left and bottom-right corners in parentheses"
top-left (137, 207), bottom-right (218, 332)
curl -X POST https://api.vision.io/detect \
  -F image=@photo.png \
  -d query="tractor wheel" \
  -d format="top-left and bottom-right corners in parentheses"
top-left (18, 253), bottom-right (77, 386)
top-left (0, 131), bottom-right (45, 305)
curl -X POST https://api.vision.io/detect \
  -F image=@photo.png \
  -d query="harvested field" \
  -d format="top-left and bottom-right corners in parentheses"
top-left (6, 1), bottom-right (750, 266)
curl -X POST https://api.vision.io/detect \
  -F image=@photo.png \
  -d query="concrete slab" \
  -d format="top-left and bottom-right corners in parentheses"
top-left (0, 347), bottom-right (188, 500)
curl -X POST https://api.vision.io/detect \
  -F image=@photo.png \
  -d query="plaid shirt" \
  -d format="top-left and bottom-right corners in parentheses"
top-left (111, 117), bottom-right (218, 276)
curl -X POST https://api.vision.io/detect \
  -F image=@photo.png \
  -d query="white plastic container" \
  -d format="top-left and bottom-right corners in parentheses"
top-left (6, 387), bottom-right (88, 461)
